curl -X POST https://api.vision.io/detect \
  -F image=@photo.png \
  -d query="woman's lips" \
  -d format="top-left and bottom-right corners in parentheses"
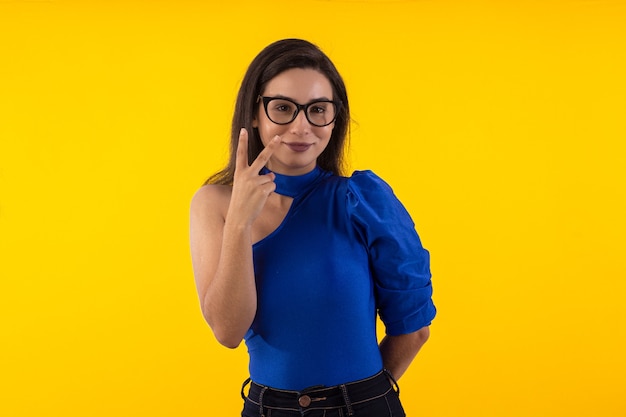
top-left (284, 142), bottom-right (313, 152)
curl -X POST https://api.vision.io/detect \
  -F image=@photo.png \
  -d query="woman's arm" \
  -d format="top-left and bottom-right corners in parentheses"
top-left (379, 326), bottom-right (430, 380)
top-left (190, 186), bottom-right (257, 348)
top-left (190, 129), bottom-right (279, 348)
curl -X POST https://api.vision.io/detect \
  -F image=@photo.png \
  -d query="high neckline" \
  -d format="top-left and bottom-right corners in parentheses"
top-left (261, 166), bottom-right (325, 198)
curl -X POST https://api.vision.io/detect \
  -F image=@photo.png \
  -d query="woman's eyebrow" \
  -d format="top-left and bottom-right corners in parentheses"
top-left (267, 94), bottom-right (333, 103)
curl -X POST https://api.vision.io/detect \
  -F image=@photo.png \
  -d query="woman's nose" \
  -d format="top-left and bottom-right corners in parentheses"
top-left (289, 110), bottom-right (311, 134)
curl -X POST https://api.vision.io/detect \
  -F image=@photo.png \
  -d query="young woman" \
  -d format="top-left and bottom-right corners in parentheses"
top-left (190, 39), bottom-right (436, 417)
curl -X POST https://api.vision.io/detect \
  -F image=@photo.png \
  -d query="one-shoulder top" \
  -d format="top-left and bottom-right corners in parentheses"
top-left (245, 166), bottom-right (436, 390)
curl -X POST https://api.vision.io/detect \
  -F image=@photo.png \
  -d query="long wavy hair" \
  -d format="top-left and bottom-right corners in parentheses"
top-left (205, 39), bottom-right (350, 185)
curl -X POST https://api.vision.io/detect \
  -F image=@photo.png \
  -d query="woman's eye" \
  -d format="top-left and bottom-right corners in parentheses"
top-left (272, 101), bottom-right (295, 113)
top-left (310, 105), bottom-right (326, 114)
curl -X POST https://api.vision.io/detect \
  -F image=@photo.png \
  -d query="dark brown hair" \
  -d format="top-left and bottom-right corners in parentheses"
top-left (205, 39), bottom-right (350, 185)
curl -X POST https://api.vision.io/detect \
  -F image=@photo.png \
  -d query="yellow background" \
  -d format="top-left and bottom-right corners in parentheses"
top-left (1, 0), bottom-right (625, 416)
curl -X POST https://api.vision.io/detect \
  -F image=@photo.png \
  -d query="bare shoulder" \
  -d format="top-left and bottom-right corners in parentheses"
top-left (190, 184), bottom-right (232, 223)
top-left (190, 184), bottom-right (231, 218)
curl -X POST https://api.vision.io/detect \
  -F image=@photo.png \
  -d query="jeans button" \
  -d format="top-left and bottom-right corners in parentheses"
top-left (298, 395), bottom-right (311, 407)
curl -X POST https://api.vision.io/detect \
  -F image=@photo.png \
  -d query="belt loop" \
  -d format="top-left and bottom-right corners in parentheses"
top-left (340, 384), bottom-right (354, 416)
top-left (241, 378), bottom-right (251, 400)
top-left (258, 386), bottom-right (268, 417)
top-left (383, 369), bottom-right (400, 395)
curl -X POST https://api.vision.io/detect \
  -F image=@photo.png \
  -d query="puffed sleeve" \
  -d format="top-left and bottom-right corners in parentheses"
top-left (347, 170), bottom-right (436, 335)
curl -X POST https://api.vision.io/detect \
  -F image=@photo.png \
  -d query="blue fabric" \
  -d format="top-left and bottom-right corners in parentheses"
top-left (245, 167), bottom-right (436, 390)
top-left (260, 165), bottom-right (326, 198)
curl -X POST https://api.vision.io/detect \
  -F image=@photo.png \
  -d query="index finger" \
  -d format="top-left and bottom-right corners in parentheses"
top-left (235, 128), bottom-right (249, 171)
top-left (250, 135), bottom-right (281, 172)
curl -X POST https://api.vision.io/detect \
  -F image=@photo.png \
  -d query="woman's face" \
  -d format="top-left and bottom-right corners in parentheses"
top-left (253, 68), bottom-right (335, 175)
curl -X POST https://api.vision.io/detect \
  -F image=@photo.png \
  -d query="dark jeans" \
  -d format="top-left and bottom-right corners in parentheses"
top-left (241, 370), bottom-right (406, 417)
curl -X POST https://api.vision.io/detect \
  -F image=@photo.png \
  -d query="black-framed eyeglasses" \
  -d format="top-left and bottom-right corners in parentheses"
top-left (258, 95), bottom-right (340, 127)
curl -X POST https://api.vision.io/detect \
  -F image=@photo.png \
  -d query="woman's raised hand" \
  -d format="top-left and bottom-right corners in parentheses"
top-left (226, 128), bottom-right (280, 228)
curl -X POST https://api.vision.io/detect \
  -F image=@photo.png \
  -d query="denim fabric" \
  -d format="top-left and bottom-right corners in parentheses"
top-left (241, 370), bottom-right (406, 417)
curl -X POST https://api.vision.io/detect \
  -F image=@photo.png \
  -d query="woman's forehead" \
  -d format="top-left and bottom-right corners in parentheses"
top-left (262, 68), bottom-right (333, 100)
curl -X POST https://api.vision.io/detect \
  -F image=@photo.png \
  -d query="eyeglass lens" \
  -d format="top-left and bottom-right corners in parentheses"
top-left (265, 98), bottom-right (337, 127)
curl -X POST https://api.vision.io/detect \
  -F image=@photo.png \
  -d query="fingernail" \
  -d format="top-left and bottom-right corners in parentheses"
top-left (240, 128), bottom-right (246, 135)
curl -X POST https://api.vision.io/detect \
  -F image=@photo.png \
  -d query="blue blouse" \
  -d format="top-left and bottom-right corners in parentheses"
top-left (245, 166), bottom-right (436, 390)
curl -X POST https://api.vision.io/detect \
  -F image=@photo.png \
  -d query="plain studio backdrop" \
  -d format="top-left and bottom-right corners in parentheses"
top-left (1, 1), bottom-right (624, 416)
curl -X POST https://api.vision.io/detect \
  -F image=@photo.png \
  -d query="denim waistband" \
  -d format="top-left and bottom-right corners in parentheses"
top-left (241, 369), bottom-right (399, 416)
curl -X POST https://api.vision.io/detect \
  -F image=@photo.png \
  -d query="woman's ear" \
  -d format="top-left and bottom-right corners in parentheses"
top-left (252, 117), bottom-right (258, 128)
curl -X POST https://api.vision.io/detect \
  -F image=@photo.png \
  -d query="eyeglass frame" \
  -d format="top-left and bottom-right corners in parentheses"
top-left (257, 95), bottom-right (341, 127)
